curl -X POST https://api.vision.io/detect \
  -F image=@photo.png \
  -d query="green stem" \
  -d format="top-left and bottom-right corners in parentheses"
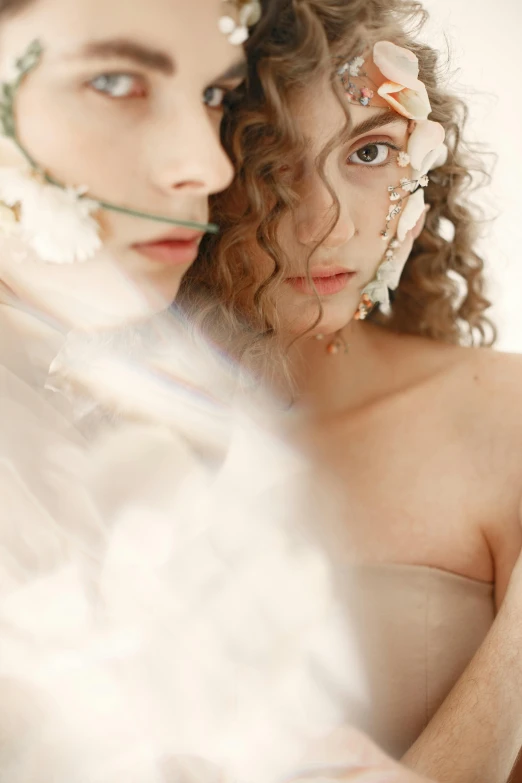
top-left (7, 43), bottom-right (219, 236)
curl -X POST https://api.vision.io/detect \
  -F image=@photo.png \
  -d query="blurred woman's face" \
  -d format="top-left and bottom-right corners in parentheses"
top-left (252, 71), bottom-right (412, 338)
top-left (0, 0), bottom-right (245, 328)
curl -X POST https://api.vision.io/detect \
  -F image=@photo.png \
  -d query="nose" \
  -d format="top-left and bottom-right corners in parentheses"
top-left (295, 172), bottom-right (355, 248)
top-left (151, 101), bottom-right (234, 197)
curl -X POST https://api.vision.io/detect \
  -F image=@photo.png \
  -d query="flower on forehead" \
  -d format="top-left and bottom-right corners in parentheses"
top-left (373, 41), bottom-right (431, 120)
top-left (0, 166), bottom-right (102, 263)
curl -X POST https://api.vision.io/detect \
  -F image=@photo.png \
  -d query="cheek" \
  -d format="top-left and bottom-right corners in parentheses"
top-left (15, 80), bottom-right (141, 198)
top-left (350, 169), bottom-right (404, 241)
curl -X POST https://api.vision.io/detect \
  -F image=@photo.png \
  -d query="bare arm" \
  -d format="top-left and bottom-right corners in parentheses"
top-left (402, 577), bottom-right (522, 783)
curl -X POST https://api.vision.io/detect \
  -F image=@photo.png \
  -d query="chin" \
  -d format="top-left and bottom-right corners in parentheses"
top-left (285, 299), bottom-right (359, 338)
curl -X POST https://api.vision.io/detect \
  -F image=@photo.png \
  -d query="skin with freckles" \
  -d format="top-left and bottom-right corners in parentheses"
top-left (0, 0), bottom-right (245, 328)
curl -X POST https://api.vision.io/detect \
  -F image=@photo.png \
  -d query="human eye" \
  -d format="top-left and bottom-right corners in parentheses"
top-left (202, 85), bottom-right (230, 110)
top-left (88, 73), bottom-right (147, 99)
top-left (348, 142), bottom-right (399, 167)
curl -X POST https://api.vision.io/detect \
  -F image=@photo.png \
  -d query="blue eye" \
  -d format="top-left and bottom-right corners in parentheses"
top-left (89, 73), bottom-right (147, 99)
top-left (348, 143), bottom-right (391, 166)
top-left (203, 86), bottom-right (227, 109)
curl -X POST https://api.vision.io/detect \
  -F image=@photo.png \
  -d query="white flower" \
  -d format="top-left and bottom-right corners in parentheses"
top-left (397, 151), bottom-right (410, 168)
top-left (397, 187), bottom-right (425, 242)
top-left (0, 166), bottom-right (101, 263)
top-left (399, 177), bottom-right (417, 193)
top-left (407, 120), bottom-right (446, 177)
top-left (348, 55), bottom-right (365, 77)
top-left (228, 25), bottom-right (249, 45)
top-left (218, 15), bottom-right (236, 34)
top-left (373, 41), bottom-right (431, 120)
top-left (362, 276), bottom-right (390, 308)
top-left (239, 0), bottom-right (262, 26)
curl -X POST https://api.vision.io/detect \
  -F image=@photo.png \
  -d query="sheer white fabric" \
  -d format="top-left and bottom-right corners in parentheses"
top-left (0, 298), bottom-right (365, 783)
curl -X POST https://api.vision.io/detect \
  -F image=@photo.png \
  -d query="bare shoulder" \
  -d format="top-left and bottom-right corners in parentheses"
top-left (458, 346), bottom-right (522, 405)
top-left (459, 347), bottom-right (522, 602)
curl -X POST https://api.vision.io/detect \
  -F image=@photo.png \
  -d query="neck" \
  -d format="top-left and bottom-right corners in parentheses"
top-left (285, 319), bottom-right (397, 416)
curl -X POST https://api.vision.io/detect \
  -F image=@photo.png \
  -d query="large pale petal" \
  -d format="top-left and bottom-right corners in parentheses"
top-left (373, 41), bottom-right (420, 90)
top-left (407, 120), bottom-right (446, 172)
top-left (397, 188), bottom-right (425, 242)
top-left (377, 81), bottom-right (431, 120)
top-left (430, 143), bottom-right (449, 170)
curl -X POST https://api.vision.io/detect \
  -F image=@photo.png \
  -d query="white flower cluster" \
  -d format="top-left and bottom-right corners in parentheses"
top-left (0, 166), bottom-right (101, 263)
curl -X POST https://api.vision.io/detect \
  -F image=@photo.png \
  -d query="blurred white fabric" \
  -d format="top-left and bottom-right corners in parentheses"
top-left (0, 300), bottom-right (366, 783)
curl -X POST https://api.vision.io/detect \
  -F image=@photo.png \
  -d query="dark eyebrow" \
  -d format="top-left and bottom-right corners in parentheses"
top-left (78, 39), bottom-right (175, 76)
top-left (213, 59), bottom-right (247, 83)
top-left (349, 110), bottom-right (408, 139)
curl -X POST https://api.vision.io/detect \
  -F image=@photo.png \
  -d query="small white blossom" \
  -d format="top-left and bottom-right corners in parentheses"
top-left (0, 166), bottom-right (101, 263)
top-left (399, 178), bottom-right (417, 193)
top-left (218, 15), bottom-right (236, 34)
top-left (228, 25), bottom-right (249, 45)
top-left (397, 151), bottom-right (410, 168)
top-left (348, 55), bottom-right (365, 76)
top-left (397, 187), bottom-right (425, 242)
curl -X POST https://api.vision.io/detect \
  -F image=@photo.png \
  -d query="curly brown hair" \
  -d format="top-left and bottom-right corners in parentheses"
top-left (181, 0), bottom-right (495, 353)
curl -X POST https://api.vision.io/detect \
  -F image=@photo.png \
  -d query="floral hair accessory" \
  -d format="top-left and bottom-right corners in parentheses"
top-left (219, 0), bottom-right (262, 46)
top-left (338, 41), bottom-right (431, 121)
top-left (373, 41), bottom-right (431, 120)
top-left (337, 43), bottom-right (450, 321)
top-left (0, 41), bottom-right (219, 264)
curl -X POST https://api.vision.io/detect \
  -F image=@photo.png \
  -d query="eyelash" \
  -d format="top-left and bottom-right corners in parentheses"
top-left (347, 141), bottom-right (402, 168)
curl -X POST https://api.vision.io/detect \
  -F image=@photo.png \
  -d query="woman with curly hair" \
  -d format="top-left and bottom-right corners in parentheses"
top-left (183, 1), bottom-right (522, 780)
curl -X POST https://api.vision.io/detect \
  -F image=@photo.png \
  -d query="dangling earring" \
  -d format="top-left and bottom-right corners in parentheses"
top-left (316, 331), bottom-right (348, 355)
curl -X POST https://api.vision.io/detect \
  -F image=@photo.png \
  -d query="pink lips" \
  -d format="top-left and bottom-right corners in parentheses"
top-left (286, 267), bottom-right (357, 296)
top-left (133, 229), bottom-right (204, 266)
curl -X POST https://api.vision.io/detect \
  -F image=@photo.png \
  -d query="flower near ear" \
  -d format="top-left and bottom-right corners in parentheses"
top-left (407, 119), bottom-right (447, 177)
top-left (373, 41), bottom-right (431, 120)
top-left (396, 187), bottom-right (426, 242)
top-left (0, 166), bottom-right (102, 263)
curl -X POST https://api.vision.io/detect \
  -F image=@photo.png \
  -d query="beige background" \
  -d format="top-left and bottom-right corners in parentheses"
top-left (420, 0), bottom-right (522, 351)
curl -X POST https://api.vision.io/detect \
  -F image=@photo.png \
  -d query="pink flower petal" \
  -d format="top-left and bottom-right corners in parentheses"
top-left (430, 143), bottom-right (448, 170)
top-left (373, 41), bottom-right (420, 90)
top-left (377, 81), bottom-right (431, 120)
top-left (407, 120), bottom-right (446, 172)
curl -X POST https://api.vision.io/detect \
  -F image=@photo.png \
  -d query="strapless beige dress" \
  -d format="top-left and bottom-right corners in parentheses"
top-left (336, 563), bottom-right (495, 759)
